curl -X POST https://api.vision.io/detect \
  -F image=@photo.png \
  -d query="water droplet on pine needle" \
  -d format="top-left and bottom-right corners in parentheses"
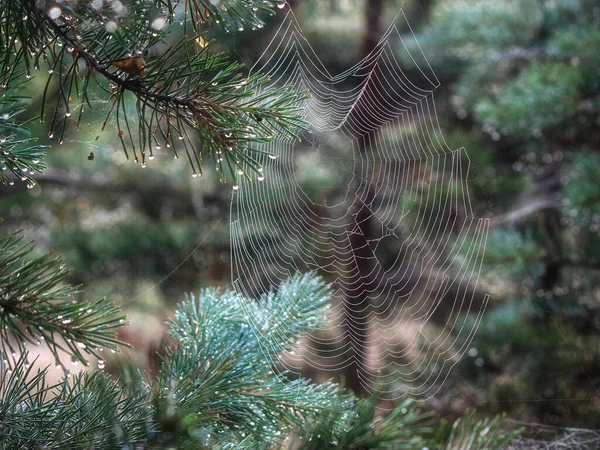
top-left (48, 6), bottom-right (61, 19)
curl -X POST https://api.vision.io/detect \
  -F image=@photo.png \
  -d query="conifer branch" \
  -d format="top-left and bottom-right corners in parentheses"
top-left (0, 274), bottom-right (347, 448)
top-left (0, 271), bottom-right (519, 448)
top-left (0, 231), bottom-right (128, 366)
top-left (0, 0), bottom-right (307, 184)
top-left (0, 354), bottom-right (153, 448)
top-left (0, 46), bottom-right (46, 186)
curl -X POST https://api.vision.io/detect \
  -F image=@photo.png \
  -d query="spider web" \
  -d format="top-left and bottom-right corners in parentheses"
top-left (230, 8), bottom-right (490, 400)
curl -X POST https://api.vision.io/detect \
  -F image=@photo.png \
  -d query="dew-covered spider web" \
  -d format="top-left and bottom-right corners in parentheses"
top-left (230, 8), bottom-right (491, 401)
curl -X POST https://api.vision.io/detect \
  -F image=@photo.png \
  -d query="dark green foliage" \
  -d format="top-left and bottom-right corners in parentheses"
top-left (432, 410), bottom-right (518, 450)
top-left (404, 0), bottom-right (600, 428)
top-left (474, 62), bottom-right (586, 134)
top-left (413, 0), bottom-right (598, 139)
top-left (564, 151), bottom-right (600, 210)
top-left (292, 396), bottom-right (430, 449)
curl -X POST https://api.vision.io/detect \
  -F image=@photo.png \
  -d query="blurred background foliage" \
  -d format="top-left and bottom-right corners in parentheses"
top-left (1, 0), bottom-right (600, 435)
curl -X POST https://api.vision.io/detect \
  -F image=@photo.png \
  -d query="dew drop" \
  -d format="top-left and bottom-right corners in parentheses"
top-left (105, 21), bottom-right (118, 33)
top-left (152, 17), bottom-right (166, 30)
top-left (112, 0), bottom-right (125, 14)
top-left (48, 6), bottom-right (61, 19)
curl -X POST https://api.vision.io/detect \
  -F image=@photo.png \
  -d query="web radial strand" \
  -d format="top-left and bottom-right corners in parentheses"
top-left (230, 9), bottom-right (491, 401)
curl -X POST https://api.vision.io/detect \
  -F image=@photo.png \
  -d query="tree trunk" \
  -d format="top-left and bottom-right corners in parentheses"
top-left (343, 0), bottom-right (384, 395)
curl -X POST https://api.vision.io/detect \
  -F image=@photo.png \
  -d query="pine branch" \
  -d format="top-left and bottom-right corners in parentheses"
top-left (0, 274), bottom-right (350, 448)
top-left (0, 354), bottom-right (153, 449)
top-left (180, 0), bottom-right (286, 33)
top-left (0, 0), bottom-right (307, 183)
top-left (433, 410), bottom-right (520, 450)
top-left (295, 398), bottom-right (519, 450)
top-left (0, 46), bottom-right (47, 186)
top-left (163, 273), bottom-right (345, 446)
top-left (0, 271), bottom-right (521, 448)
top-left (0, 231), bottom-right (128, 366)
top-left (293, 395), bottom-right (431, 450)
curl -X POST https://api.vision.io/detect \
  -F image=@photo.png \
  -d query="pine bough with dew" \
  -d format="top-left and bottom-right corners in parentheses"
top-left (0, 241), bottom-right (519, 449)
top-left (0, 0), bottom-right (308, 185)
